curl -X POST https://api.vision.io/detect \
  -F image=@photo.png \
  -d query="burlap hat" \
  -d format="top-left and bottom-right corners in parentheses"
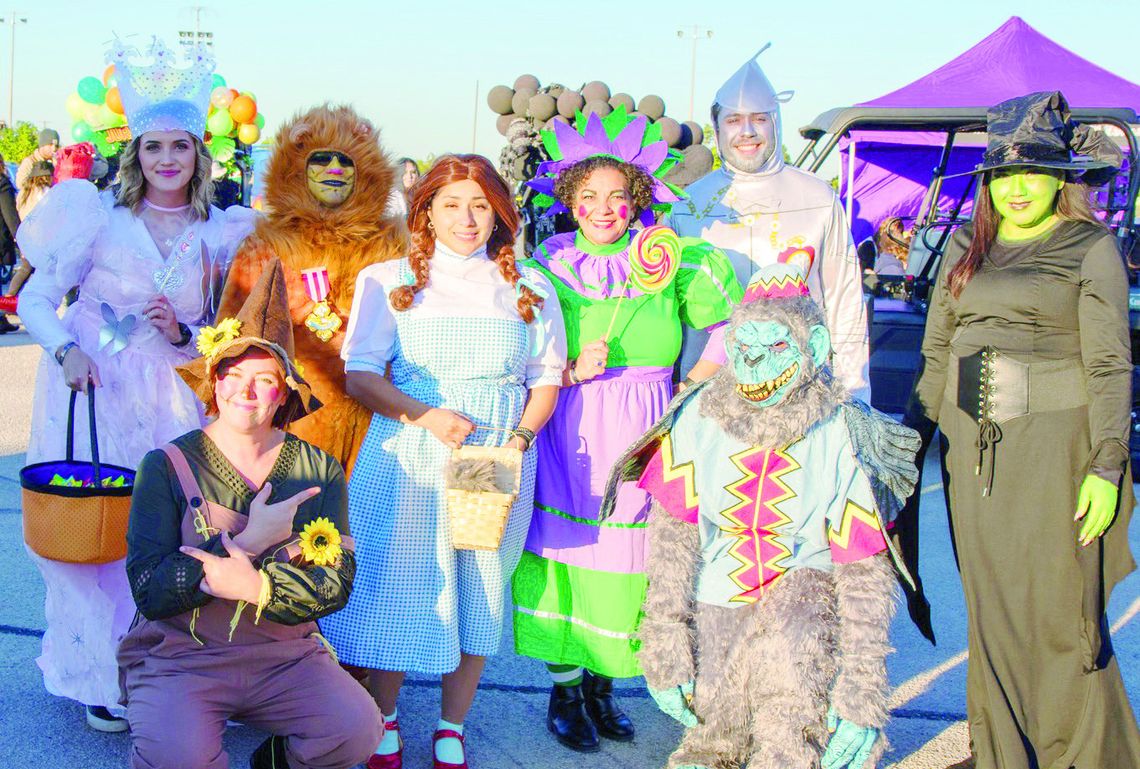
top-left (178, 258), bottom-right (321, 420)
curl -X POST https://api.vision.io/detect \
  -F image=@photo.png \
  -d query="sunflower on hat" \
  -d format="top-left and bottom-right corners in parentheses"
top-left (178, 258), bottom-right (322, 423)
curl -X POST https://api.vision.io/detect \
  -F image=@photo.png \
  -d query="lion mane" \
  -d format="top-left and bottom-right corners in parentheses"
top-left (217, 104), bottom-right (407, 474)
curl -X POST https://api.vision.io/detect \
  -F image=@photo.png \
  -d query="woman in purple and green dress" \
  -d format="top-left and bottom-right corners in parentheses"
top-left (511, 108), bottom-right (742, 752)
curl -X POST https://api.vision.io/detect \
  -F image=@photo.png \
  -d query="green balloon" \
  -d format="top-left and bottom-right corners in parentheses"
top-left (71, 120), bottom-right (94, 143)
top-left (210, 135), bottom-right (236, 162)
top-left (207, 110), bottom-right (234, 137)
top-left (211, 74), bottom-right (226, 89)
top-left (254, 113), bottom-right (266, 129)
top-left (77, 77), bottom-right (105, 106)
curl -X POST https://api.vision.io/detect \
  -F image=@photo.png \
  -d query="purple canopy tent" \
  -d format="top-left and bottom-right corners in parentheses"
top-left (838, 16), bottom-right (1140, 244)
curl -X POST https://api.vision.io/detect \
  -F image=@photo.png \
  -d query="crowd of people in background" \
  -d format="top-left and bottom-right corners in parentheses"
top-left (4, 35), bottom-right (1140, 769)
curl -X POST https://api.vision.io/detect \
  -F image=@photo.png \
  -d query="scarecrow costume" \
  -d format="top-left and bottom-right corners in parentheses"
top-left (669, 46), bottom-right (869, 400)
top-left (217, 105), bottom-right (406, 476)
top-left (615, 264), bottom-right (919, 769)
top-left (907, 92), bottom-right (1140, 769)
top-left (118, 261), bottom-right (381, 769)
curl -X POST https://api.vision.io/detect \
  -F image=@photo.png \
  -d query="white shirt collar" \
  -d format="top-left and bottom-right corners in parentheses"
top-left (434, 239), bottom-right (489, 261)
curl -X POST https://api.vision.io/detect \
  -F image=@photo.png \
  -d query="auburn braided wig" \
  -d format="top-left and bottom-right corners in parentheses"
top-left (390, 154), bottom-right (541, 323)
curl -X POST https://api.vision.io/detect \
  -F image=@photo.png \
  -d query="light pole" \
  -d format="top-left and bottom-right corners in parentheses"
top-left (179, 5), bottom-right (214, 51)
top-left (677, 25), bottom-right (713, 122)
top-left (0, 12), bottom-right (26, 128)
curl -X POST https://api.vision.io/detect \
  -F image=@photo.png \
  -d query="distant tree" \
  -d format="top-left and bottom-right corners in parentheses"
top-left (0, 123), bottom-right (39, 165)
top-left (417, 154), bottom-right (436, 174)
top-left (703, 123), bottom-right (720, 171)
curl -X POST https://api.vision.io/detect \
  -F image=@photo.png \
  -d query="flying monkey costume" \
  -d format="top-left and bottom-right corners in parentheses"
top-left (217, 106), bottom-right (406, 475)
top-left (606, 265), bottom-right (919, 769)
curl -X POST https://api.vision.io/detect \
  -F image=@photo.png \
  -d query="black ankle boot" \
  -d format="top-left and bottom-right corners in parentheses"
top-left (582, 671), bottom-right (635, 741)
top-left (547, 683), bottom-right (600, 752)
top-left (250, 735), bottom-right (291, 769)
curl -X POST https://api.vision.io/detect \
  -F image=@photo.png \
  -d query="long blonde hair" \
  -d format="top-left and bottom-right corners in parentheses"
top-left (116, 134), bottom-right (214, 220)
top-left (16, 172), bottom-right (51, 213)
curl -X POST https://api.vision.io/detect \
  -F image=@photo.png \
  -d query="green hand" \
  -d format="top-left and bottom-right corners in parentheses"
top-left (648, 681), bottom-right (698, 727)
top-left (1075, 474), bottom-right (1119, 546)
top-left (822, 707), bottom-right (879, 769)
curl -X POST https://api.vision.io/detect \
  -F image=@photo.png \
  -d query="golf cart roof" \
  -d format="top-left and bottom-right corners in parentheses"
top-left (799, 106), bottom-right (1140, 141)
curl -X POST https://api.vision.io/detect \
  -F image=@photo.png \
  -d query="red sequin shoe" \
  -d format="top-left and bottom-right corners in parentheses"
top-left (365, 719), bottom-right (402, 769)
top-left (432, 728), bottom-right (468, 769)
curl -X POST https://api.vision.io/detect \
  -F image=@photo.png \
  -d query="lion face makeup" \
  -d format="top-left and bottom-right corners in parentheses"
top-left (306, 149), bottom-right (356, 207)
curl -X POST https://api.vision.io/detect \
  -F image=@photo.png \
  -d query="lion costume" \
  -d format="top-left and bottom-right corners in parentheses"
top-left (218, 105), bottom-right (406, 474)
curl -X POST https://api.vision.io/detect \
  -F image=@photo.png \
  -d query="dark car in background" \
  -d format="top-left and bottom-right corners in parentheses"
top-left (793, 106), bottom-right (1140, 467)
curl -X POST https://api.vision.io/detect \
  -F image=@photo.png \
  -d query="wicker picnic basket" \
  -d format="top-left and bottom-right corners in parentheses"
top-left (21, 390), bottom-right (135, 564)
top-left (445, 444), bottom-right (523, 551)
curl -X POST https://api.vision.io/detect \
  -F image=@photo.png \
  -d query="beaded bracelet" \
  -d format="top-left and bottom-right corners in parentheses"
top-left (510, 427), bottom-right (537, 451)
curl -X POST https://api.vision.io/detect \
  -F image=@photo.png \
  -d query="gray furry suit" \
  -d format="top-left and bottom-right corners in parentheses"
top-left (639, 509), bottom-right (896, 769)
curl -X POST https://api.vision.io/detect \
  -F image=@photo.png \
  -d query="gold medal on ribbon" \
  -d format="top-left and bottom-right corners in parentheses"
top-left (300, 267), bottom-right (342, 343)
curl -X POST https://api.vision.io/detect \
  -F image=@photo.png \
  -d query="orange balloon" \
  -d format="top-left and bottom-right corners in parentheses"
top-left (102, 64), bottom-right (115, 86)
top-left (228, 88), bottom-right (239, 102)
top-left (105, 87), bottom-right (124, 115)
top-left (228, 95), bottom-right (257, 124)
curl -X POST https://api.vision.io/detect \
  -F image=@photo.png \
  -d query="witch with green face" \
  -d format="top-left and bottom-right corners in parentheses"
top-left (907, 91), bottom-right (1140, 769)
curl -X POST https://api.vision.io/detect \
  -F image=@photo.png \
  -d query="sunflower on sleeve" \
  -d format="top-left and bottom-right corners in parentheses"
top-left (299, 517), bottom-right (343, 567)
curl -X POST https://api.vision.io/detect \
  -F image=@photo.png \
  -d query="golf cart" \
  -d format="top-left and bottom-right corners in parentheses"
top-left (794, 106), bottom-right (1140, 461)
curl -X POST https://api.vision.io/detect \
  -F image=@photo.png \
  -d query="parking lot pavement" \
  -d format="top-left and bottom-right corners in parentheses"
top-left (3, 331), bottom-right (1138, 768)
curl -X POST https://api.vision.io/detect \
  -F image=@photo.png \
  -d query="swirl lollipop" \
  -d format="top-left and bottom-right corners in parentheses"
top-left (629, 224), bottom-right (681, 293)
top-left (604, 224), bottom-right (683, 341)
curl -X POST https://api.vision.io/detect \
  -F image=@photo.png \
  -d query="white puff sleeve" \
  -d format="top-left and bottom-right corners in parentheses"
top-left (16, 180), bottom-right (106, 289)
top-left (216, 204), bottom-right (261, 271)
top-left (521, 267), bottom-right (567, 388)
top-left (341, 262), bottom-right (398, 375)
top-left (16, 180), bottom-right (108, 352)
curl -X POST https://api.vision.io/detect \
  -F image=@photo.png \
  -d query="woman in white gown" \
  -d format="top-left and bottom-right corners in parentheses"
top-left (16, 38), bottom-right (256, 732)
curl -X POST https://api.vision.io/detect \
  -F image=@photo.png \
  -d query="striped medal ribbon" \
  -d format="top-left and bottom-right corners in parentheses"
top-left (300, 267), bottom-right (342, 343)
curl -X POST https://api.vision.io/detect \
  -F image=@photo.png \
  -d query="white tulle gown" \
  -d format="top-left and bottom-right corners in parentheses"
top-left (16, 179), bottom-right (257, 709)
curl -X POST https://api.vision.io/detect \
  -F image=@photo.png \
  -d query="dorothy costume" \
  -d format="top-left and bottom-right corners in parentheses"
top-left (320, 242), bottom-right (566, 673)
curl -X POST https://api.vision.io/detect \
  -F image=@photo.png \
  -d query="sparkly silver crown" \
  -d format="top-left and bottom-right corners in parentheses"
top-left (106, 37), bottom-right (214, 138)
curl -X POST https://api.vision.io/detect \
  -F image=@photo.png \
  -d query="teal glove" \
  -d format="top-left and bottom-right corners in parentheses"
top-left (822, 707), bottom-right (879, 769)
top-left (648, 681), bottom-right (697, 727)
top-left (1075, 474), bottom-right (1119, 546)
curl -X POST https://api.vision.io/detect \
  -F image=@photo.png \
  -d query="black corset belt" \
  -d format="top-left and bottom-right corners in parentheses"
top-left (951, 348), bottom-right (1086, 496)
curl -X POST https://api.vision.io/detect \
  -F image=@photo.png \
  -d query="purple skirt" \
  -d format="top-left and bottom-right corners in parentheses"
top-left (526, 366), bottom-right (673, 574)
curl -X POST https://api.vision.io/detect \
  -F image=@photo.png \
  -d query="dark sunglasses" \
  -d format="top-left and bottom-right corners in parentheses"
top-left (308, 150), bottom-right (355, 168)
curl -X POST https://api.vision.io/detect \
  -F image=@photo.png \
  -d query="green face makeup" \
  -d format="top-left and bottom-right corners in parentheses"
top-left (989, 167), bottom-right (1064, 240)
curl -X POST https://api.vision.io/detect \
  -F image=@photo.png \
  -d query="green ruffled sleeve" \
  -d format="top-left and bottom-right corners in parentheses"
top-left (673, 237), bottom-right (743, 330)
top-left (258, 453), bottom-right (356, 626)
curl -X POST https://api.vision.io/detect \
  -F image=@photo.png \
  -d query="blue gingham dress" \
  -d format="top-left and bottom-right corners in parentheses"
top-left (320, 253), bottom-right (561, 674)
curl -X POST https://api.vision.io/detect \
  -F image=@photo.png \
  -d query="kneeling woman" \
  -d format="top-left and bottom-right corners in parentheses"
top-left (118, 262), bottom-right (381, 769)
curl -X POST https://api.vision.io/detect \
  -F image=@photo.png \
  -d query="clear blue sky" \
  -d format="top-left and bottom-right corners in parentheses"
top-left (8, 1), bottom-right (1140, 164)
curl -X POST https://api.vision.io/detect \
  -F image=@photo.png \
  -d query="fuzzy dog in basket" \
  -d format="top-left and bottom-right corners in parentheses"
top-left (445, 445), bottom-right (523, 550)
